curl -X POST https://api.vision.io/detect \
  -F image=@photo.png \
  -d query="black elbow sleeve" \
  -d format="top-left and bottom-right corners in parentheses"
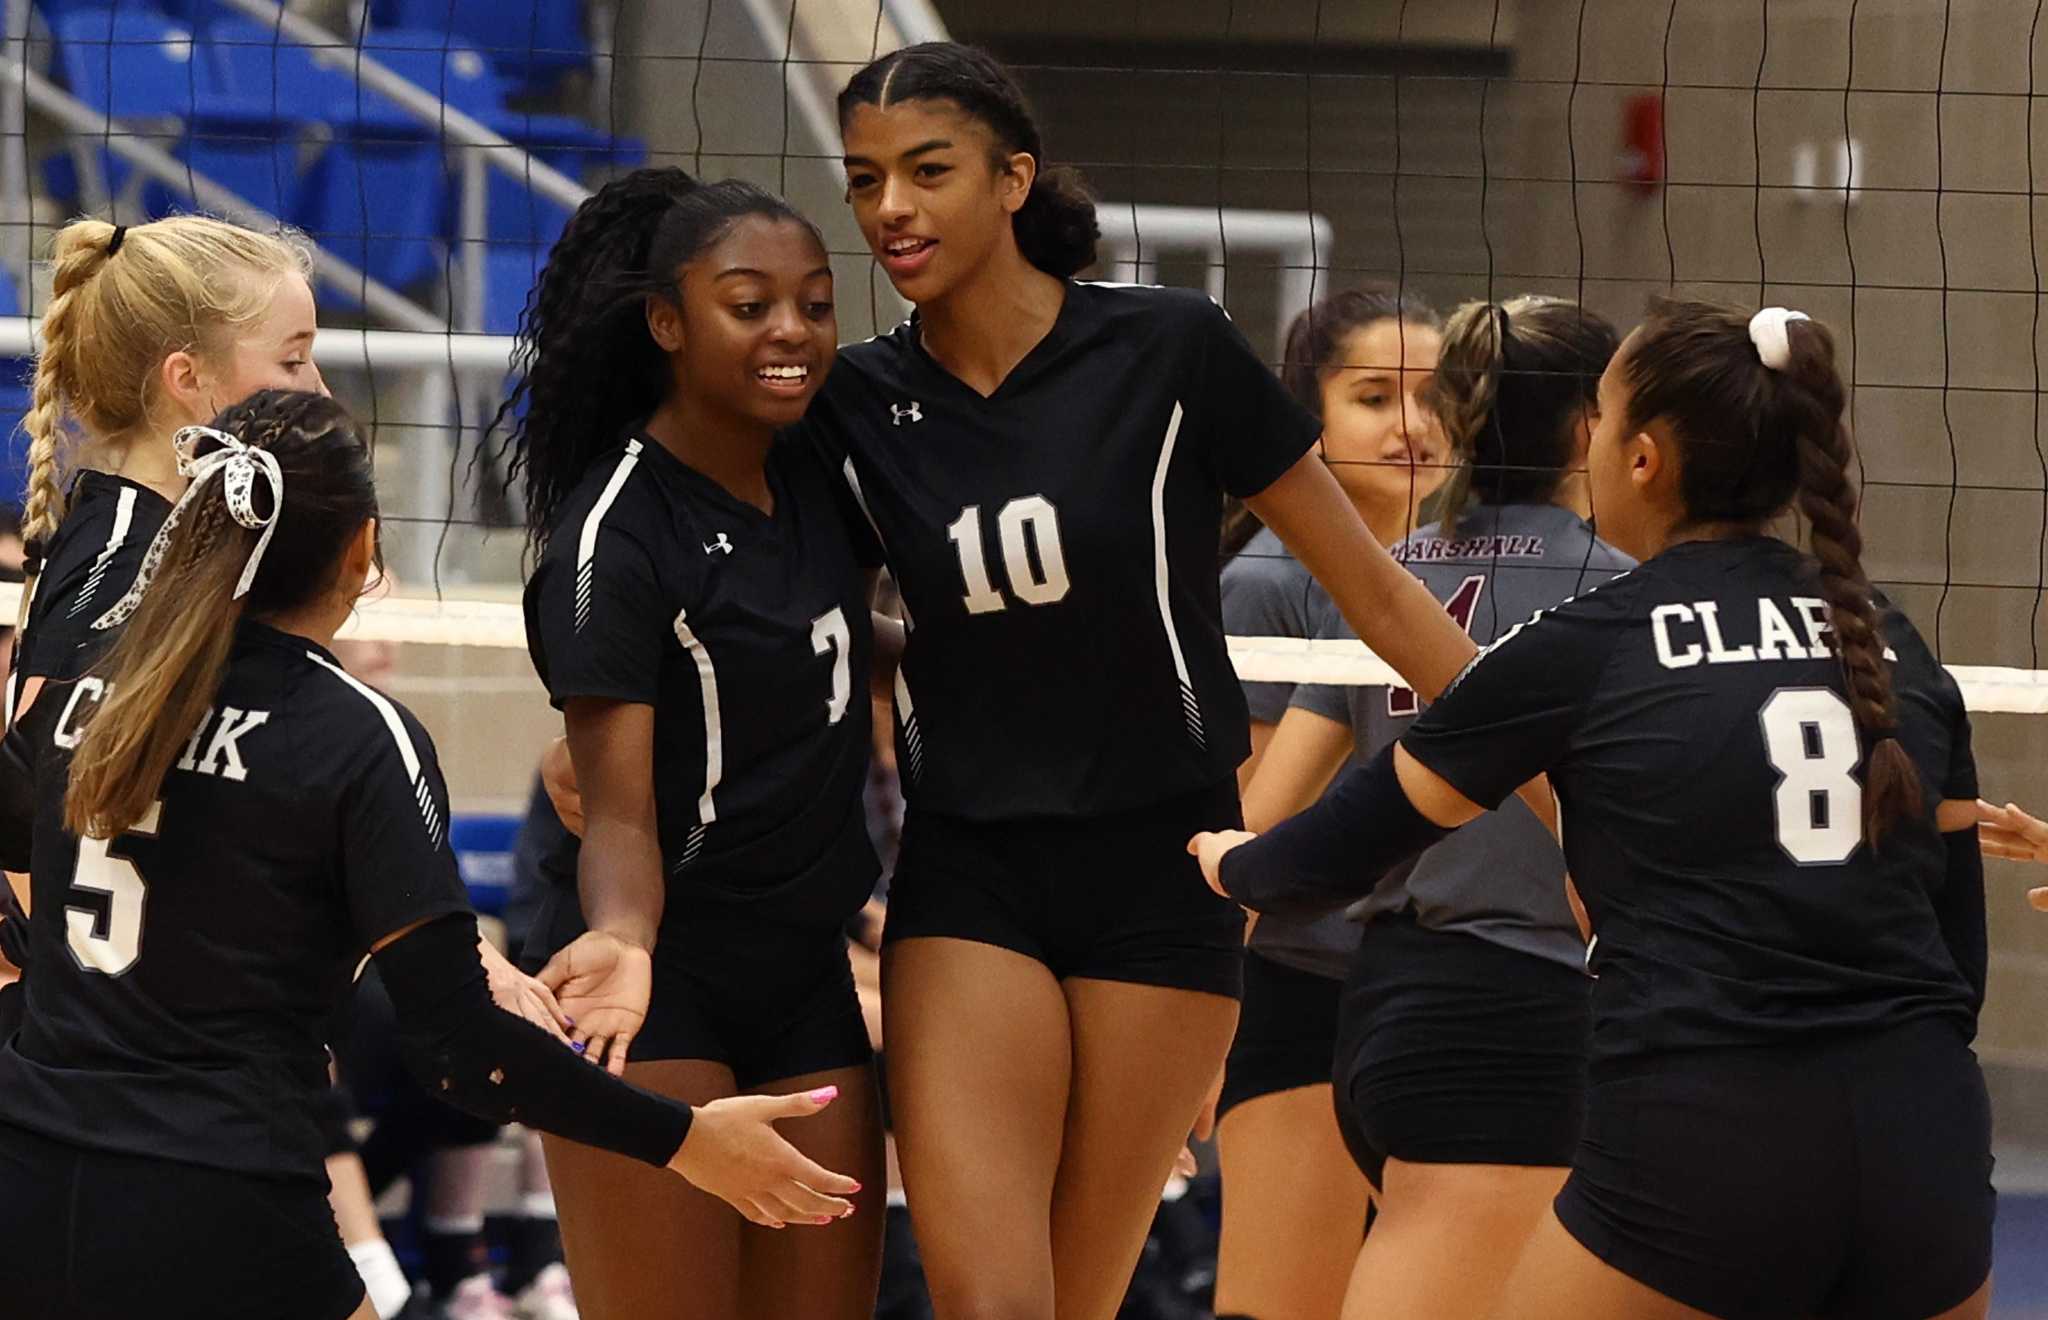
top-left (1221, 744), bottom-right (1452, 915)
top-left (374, 912), bottom-right (691, 1166)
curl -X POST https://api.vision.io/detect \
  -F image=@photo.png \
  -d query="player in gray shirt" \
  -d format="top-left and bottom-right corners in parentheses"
top-left (1213, 285), bottom-right (1447, 1320)
top-left (1236, 295), bottom-right (1627, 1318)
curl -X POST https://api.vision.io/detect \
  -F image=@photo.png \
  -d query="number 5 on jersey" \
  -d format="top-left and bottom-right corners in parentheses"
top-left (948, 496), bottom-right (1071, 613)
top-left (65, 801), bottom-right (160, 976)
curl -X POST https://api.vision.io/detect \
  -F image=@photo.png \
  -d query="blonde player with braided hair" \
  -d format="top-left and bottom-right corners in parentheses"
top-left (0, 214), bottom-right (558, 1319)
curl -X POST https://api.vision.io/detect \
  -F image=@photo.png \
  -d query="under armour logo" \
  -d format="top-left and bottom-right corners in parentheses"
top-left (891, 402), bottom-right (923, 426)
top-left (704, 532), bottom-right (734, 556)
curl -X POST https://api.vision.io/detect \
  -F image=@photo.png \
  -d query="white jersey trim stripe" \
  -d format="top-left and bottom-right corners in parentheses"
top-left (306, 650), bottom-right (443, 844)
top-left (573, 439), bottom-right (643, 632)
top-left (69, 486), bottom-right (138, 617)
top-left (846, 454), bottom-right (923, 769)
top-left (671, 609), bottom-right (722, 826)
top-left (1149, 402), bottom-right (1205, 747)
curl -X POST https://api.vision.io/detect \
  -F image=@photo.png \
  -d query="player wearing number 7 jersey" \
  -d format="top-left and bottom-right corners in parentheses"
top-left (1196, 300), bottom-right (1996, 1320)
top-left (507, 172), bottom-right (886, 1318)
top-left (0, 391), bottom-right (860, 1320)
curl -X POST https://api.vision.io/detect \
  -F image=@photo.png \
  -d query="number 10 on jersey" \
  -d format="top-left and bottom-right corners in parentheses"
top-left (947, 497), bottom-right (1071, 613)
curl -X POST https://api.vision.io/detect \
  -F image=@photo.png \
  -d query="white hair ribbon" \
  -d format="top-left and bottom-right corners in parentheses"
top-left (92, 424), bottom-right (285, 631)
top-left (1747, 306), bottom-right (1810, 372)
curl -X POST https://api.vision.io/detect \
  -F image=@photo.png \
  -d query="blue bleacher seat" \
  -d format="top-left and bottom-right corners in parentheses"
top-left (371, 0), bottom-right (589, 96)
top-left (52, 9), bottom-right (307, 219)
top-left (207, 18), bottom-right (448, 296)
top-left (355, 28), bottom-right (638, 249)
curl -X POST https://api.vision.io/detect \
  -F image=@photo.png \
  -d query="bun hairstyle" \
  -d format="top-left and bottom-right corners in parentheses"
top-left (65, 389), bottom-right (377, 841)
top-left (1622, 296), bottom-right (1923, 842)
top-left (1221, 284), bottom-right (1440, 562)
top-left (1429, 295), bottom-right (1618, 535)
top-left (20, 215), bottom-right (310, 600)
top-left (837, 42), bottom-right (1100, 279)
top-left (489, 168), bottom-right (822, 551)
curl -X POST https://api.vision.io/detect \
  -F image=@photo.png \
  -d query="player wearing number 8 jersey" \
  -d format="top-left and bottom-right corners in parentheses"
top-left (508, 171), bottom-right (885, 1318)
top-left (1196, 300), bottom-right (1995, 1320)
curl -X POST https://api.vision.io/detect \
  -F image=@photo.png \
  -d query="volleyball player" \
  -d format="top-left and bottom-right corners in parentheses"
top-left (1195, 300), bottom-right (1994, 1320)
top-left (505, 171), bottom-right (885, 1319)
top-left (0, 214), bottom-right (445, 1316)
top-left (1244, 296), bottom-right (1630, 1318)
top-left (1212, 285), bottom-right (1447, 1320)
top-left (0, 390), bottom-right (858, 1320)
top-left (803, 41), bottom-right (1481, 1318)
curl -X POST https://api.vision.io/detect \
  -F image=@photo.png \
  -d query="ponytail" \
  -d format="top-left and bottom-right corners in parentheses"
top-left (1012, 164), bottom-right (1099, 279)
top-left (65, 390), bottom-right (376, 840)
top-left (1622, 298), bottom-right (1923, 843)
top-left (1430, 295), bottom-right (1617, 536)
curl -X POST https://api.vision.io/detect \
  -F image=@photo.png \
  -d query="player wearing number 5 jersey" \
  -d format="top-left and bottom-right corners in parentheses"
top-left (1197, 300), bottom-right (1995, 1320)
top-left (0, 392), bottom-right (859, 1320)
top-left (508, 172), bottom-right (885, 1319)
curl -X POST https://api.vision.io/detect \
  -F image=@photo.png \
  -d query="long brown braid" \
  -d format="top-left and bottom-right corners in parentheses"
top-left (1622, 297), bottom-right (1923, 842)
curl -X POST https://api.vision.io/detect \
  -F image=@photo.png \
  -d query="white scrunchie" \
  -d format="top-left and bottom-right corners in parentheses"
top-left (92, 424), bottom-right (284, 631)
top-left (1748, 306), bottom-right (1810, 372)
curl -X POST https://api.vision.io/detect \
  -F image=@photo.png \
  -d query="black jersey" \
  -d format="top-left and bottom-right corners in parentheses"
top-left (10, 471), bottom-right (172, 713)
top-left (0, 622), bottom-right (473, 1181)
top-left (525, 435), bottom-right (880, 925)
top-left (801, 281), bottom-right (1322, 820)
top-left (1400, 536), bottom-right (1979, 1062)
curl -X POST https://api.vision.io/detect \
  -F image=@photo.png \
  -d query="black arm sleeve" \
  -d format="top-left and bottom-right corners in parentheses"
top-left (1219, 745), bottom-right (1452, 916)
top-left (374, 911), bottom-right (693, 1166)
top-left (1936, 826), bottom-right (1987, 1012)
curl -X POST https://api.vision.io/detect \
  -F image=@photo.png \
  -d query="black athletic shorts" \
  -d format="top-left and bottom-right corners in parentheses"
top-left (1217, 950), bottom-right (1342, 1120)
top-left (1556, 1017), bottom-right (1993, 1320)
top-left (1333, 912), bottom-right (1590, 1189)
top-left (0, 1122), bottom-right (364, 1320)
top-left (531, 888), bottom-right (872, 1088)
top-left (883, 780), bottom-right (1248, 999)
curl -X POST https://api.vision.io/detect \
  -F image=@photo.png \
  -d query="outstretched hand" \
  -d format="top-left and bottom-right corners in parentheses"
top-left (1970, 800), bottom-right (2048, 911)
top-left (478, 935), bottom-right (572, 1045)
top-left (673, 1086), bottom-right (864, 1229)
top-left (1187, 829), bottom-right (1258, 900)
top-left (537, 930), bottom-right (651, 1076)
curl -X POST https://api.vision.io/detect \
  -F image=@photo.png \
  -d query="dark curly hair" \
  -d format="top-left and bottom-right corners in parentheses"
top-left (838, 42), bottom-right (1099, 279)
top-left (490, 168), bottom-right (822, 551)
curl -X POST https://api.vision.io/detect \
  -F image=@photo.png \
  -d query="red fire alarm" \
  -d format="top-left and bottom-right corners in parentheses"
top-left (1620, 93), bottom-right (1665, 195)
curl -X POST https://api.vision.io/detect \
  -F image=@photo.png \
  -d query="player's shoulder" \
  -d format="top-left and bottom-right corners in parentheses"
top-left (1068, 279), bottom-right (1223, 338)
top-left (540, 439), bottom-right (672, 560)
top-left (289, 643), bottom-right (439, 774)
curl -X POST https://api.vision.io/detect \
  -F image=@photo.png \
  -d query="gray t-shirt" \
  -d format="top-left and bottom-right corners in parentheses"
top-left (1220, 526), bottom-right (1316, 724)
top-left (1289, 503), bottom-right (1635, 975)
top-left (1219, 525), bottom-right (1362, 973)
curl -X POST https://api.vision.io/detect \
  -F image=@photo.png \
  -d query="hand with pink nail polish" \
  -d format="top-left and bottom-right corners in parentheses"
top-left (666, 1085), bottom-right (862, 1228)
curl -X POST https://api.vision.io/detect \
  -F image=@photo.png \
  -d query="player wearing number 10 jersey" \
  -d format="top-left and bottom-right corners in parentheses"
top-left (1204, 301), bottom-right (1993, 1320)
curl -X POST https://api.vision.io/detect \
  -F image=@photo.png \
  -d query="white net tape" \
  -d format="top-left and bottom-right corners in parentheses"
top-left (9, 582), bottom-right (2042, 715)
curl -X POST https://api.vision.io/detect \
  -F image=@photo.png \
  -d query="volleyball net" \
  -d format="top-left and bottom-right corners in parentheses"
top-left (10, 0), bottom-right (2048, 1088)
